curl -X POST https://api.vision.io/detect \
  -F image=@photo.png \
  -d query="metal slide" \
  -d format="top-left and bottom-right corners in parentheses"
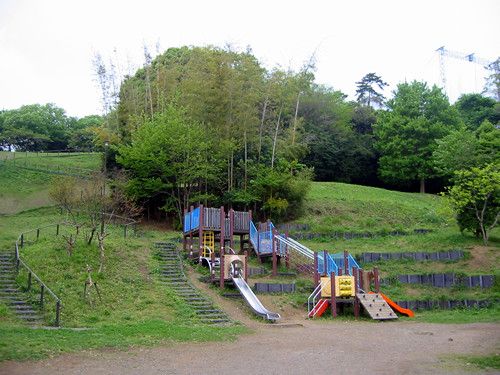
top-left (231, 276), bottom-right (281, 321)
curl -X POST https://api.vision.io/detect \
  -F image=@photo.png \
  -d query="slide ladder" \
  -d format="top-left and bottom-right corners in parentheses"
top-left (231, 275), bottom-right (281, 321)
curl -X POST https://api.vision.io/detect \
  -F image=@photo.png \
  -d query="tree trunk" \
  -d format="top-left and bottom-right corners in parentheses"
top-left (258, 99), bottom-right (268, 161)
top-left (419, 178), bottom-right (425, 194)
top-left (291, 92), bottom-right (301, 145)
top-left (244, 130), bottom-right (248, 191)
top-left (271, 106), bottom-right (283, 169)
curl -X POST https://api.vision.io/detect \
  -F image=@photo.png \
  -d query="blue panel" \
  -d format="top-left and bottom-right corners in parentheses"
top-left (183, 213), bottom-right (190, 233)
top-left (191, 207), bottom-right (200, 231)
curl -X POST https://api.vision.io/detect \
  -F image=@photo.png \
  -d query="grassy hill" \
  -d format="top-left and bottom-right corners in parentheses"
top-left (299, 182), bottom-right (453, 233)
top-left (0, 157), bottom-right (498, 360)
top-left (0, 152), bottom-right (101, 214)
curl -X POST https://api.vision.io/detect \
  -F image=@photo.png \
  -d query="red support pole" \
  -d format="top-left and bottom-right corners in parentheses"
top-left (189, 205), bottom-right (194, 258)
top-left (272, 235), bottom-right (278, 277)
top-left (374, 267), bottom-right (380, 293)
top-left (323, 250), bottom-right (328, 276)
top-left (353, 267), bottom-right (360, 319)
top-left (314, 252), bottom-right (319, 286)
top-left (183, 208), bottom-right (187, 252)
top-left (331, 271), bottom-right (337, 318)
top-left (359, 269), bottom-right (363, 291)
top-left (220, 206), bottom-right (225, 289)
top-left (198, 204), bottom-right (204, 258)
top-left (343, 250), bottom-right (348, 275)
top-left (244, 250), bottom-right (248, 282)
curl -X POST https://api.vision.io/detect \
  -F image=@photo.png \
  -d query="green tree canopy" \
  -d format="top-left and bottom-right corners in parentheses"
top-left (447, 164), bottom-right (499, 245)
top-left (374, 81), bottom-right (461, 192)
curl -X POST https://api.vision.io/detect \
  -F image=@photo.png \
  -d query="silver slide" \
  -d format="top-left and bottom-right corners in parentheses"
top-left (232, 276), bottom-right (281, 321)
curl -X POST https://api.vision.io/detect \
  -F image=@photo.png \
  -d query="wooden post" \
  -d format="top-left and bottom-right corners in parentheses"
top-left (198, 204), bottom-right (204, 258)
top-left (27, 272), bottom-right (32, 291)
top-left (20, 234), bottom-right (24, 248)
top-left (56, 224), bottom-right (59, 236)
top-left (244, 250), bottom-right (248, 282)
top-left (313, 252), bottom-right (319, 286)
top-left (353, 267), bottom-right (360, 319)
top-left (229, 209), bottom-right (234, 250)
top-left (189, 205), bottom-right (194, 258)
top-left (285, 224), bottom-right (290, 268)
top-left (344, 250), bottom-right (349, 275)
top-left (374, 267), bottom-right (380, 293)
top-left (331, 271), bottom-right (337, 317)
top-left (40, 285), bottom-right (45, 307)
top-left (219, 206), bottom-right (225, 289)
top-left (183, 208), bottom-right (187, 252)
top-left (36, 228), bottom-right (40, 240)
top-left (55, 300), bottom-right (61, 327)
top-left (323, 250), bottom-right (328, 275)
top-left (272, 235), bottom-right (278, 277)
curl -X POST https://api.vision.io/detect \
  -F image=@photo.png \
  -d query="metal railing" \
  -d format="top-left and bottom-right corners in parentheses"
top-left (307, 278), bottom-right (328, 317)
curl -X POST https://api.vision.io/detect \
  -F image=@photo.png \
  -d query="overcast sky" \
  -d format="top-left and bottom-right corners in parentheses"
top-left (0, 0), bottom-right (499, 118)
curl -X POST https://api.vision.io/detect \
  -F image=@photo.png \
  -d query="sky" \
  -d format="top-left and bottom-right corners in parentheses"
top-left (0, 0), bottom-right (499, 118)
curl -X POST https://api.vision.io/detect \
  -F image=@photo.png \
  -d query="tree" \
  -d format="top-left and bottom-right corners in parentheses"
top-left (117, 104), bottom-right (219, 224)
top-left (433, 127), bottom-right (481, 177)
top-left (0, 104), bottom-right (71, 151)
top-left (447, 164), bottom-right (499, 245)
top-left (355, 73), bottom-right (388, 108)
top-left (483, 57), bottom-right (500, 101)
top-left (455, 93), bottom-right (498, 131)
top-left (374, 81), bottom-right (460, 192)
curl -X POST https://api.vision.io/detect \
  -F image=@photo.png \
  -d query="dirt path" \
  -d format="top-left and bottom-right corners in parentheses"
top-left (1, 321), bottom-right (499, 375)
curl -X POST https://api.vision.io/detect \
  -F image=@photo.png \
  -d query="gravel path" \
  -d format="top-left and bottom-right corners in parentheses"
top-left (2, 321), bottom-right (499, 375)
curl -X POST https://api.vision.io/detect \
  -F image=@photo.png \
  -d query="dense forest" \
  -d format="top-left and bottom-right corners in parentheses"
top-left (1, 46), bottom-right (499, 224)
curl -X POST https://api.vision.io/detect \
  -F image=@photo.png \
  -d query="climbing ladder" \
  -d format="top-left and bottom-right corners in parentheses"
top-left (154, 242), bottom-right (231, 325)
top-left (0, 252), bottom-right (44, 325)
top-left (357, 293), bottom-right (398, 320)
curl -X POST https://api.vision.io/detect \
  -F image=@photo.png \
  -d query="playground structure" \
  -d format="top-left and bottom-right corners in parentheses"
top-left (183, 205), bottom-right (414, 321)
top-left (183, 205), bottom-right (280, 320)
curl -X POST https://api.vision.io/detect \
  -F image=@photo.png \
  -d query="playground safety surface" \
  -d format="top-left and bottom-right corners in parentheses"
top-left (2, 322), bottom-right (499, 375)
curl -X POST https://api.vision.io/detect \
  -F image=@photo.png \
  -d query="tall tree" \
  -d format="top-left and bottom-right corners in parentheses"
top-left (374, 81), bottom-right (460, 193)
top-left (483, 57), bottom-right (500, 101)
top-left (355, 73), bottom-right (388, 108)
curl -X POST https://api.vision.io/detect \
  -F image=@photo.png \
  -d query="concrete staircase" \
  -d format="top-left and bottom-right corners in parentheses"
top-left (0, 252), bottom-right (44, 325)
top-left (357, 293), bottom-right (398, 320)
top-left (154, 242), bottom-right (231, 325)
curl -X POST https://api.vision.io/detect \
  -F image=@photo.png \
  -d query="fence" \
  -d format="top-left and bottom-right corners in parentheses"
top-left (1, 158), bottom-right (97, 178)
top-left (358, 250), bottom-right (465, 263)
top-left (383, 273), bottom-right (495, 288)
top-left (14, 213), bottom-right (138, 326)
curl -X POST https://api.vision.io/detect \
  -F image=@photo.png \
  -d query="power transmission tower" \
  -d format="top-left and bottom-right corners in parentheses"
top-left (435, 46), bottom-right (492, 93)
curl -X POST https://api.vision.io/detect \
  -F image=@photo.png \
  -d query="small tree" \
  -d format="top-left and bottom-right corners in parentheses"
top-left (447, 164), bottom-right (499, 245)
top-left (355, 73), bottom-right (388, 108)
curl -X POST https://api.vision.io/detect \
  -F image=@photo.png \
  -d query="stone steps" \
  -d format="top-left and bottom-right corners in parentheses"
top-left (154, 242), bottom-right (231, 325)
top-left (0, 252), bottom-right (44, 326)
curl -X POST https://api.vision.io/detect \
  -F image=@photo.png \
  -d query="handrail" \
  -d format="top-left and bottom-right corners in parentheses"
top-left (15, 231), bottom-right (62, 326)
top-left (307, 279), bottom-right (327, 317)
top-left (13, 213), bottom-right (139, 327)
